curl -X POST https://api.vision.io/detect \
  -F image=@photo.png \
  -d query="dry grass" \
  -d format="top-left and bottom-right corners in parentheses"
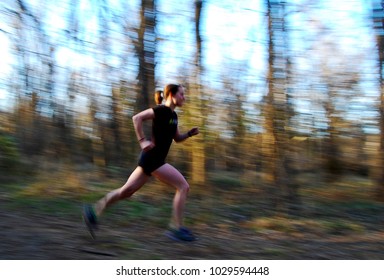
top-left (1, 166), bottom-right (384, 259)
top-left (21, 168), bottom-right (88, 198)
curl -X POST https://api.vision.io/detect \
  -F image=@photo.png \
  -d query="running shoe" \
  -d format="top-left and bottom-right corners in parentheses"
top-left (166, 226), bottom-right (197, 242)
top-left (82, 204), bottom-right (98, 239)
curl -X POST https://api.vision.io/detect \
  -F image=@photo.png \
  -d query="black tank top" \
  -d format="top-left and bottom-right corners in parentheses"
top-left (151, 105), bottom-right (178, 158)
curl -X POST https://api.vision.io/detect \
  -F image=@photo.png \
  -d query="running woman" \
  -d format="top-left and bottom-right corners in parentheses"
top-left (83, 84), bottom-right (199, 241)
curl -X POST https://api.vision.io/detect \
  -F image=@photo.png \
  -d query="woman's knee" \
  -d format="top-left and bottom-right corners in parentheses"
top-left (179, 181), bottom-right (190, 193)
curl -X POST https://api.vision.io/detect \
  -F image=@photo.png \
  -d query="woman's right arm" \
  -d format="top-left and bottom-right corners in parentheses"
top-left (132, 108), bottom-right (155, 151)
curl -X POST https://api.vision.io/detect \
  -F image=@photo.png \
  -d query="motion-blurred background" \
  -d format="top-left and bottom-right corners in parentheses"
top-left (0, 0), bottom-right (384, 259)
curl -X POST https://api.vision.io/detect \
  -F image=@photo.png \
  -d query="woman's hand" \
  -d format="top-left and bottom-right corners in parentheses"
top-left (140, 140), bottom-right (155, 152)
top-left (188, 127), bottom-right (199, 137)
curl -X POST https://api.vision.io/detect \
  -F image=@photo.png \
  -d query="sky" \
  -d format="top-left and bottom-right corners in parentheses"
top-left (0, 0), bottom-right (381, 133)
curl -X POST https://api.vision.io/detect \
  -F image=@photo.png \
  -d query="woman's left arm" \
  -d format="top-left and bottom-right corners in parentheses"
top-left (174, 127), bottom-right (199, 143)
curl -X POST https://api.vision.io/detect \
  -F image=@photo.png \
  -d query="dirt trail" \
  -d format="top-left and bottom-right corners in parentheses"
top-left (1, 198), bottom-right (384, 260)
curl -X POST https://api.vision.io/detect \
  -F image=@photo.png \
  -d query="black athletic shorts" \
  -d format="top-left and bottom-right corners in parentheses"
top-left (138, 148), bottom-right (166, 176)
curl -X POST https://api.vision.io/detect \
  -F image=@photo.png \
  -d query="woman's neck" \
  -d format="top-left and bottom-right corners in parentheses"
top-left (165, 99), bottom-right (175, 111)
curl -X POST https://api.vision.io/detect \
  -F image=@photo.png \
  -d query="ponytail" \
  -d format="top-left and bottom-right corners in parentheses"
top-left (155, 84), bottom-right (181, 104)
top-left (154, 90), bottom-right (163, 105)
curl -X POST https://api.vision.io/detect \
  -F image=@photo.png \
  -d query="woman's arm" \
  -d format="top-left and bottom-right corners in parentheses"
top-left (132, 108), bottom-right (155, 151)
top-left (174, 127), bottom-right (199, 143)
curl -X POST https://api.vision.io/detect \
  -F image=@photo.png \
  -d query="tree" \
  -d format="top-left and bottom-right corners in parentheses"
top-left (9, 0), bottom-right (57, 156)
top-left (372, 0), bottom-right (384, 201)
top-left (187, 0), bottom-right (206, 184)
top-left (262, 0), bottom-right (294, 211)
top-left (135, 0), bottom-right (157, 112)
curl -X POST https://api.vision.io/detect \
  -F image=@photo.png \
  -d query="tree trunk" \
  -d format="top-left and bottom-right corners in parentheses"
top-left (136, 0), bottom-right (156, 112)
top-left (371, 2), bottom-right (384, 200)
top-left (262, 0), bottom-right (278, 210)
top-left (262, 0), bottom-right (292, 211)
top-left (189, 0), bottom-right (206, 185)
top-left (377, 36), bottom-right (384, 200)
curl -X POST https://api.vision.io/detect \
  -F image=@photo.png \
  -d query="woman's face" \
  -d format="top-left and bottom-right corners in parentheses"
top-left (173, 86), bottom-right (185, 107)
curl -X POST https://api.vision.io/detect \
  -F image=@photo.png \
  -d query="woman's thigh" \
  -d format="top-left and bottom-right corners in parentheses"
top-left (119, 166), bottom-right (150, 197)
top-left (152, 164), bottom-right (189, 191)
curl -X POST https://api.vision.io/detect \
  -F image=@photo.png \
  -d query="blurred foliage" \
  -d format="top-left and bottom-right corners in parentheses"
top-left (246, 216), bottom-right (365, 236)
top-left (0, 133), bottom-right (20, 174)
top-left (0, 0), bottom-right (384, 216)
top-left (208, 172), bottom-right (244, 190)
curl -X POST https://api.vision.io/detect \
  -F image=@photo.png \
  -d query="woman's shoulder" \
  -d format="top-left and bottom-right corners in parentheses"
top-left (153, 105), bottom-right (170, 117)
top-left (154, 104), bottom-right (174, 112)
top-left (153, 105), bottom-right (177, 118)
top-left (153, 104), bottom-right (166, 112)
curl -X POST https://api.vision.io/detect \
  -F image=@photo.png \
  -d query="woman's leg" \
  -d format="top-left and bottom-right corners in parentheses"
top-left (95, 166), bottom-right (149, 216)
top-left (152, 163), bottom-right (190, 229)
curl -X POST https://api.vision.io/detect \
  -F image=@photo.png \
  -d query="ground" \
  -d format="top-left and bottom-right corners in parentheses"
top-left (1, 187), bottom-right (384, 260)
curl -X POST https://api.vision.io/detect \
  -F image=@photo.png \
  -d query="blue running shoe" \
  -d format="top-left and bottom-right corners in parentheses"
top-left (166, 227), bottom-right (197, 242)
top-left (82, 204), bottom-right (98, 239)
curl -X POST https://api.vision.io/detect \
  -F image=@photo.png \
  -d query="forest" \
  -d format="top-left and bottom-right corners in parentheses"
top-left (0, 0), bottom-right (384, 259)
